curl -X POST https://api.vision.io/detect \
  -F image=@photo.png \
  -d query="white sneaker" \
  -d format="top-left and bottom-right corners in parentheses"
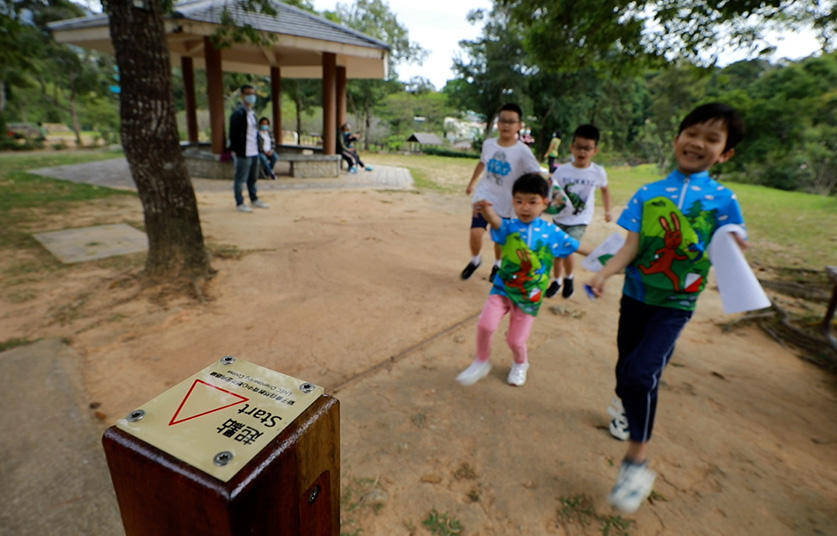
top-left (610, 460), bottom-right (656, 513)
top-left (236, 204), bottom-right (253, 213)
top-left (607, 397), bottom-right (630, 441)
top-left (456, 360), bottom-right (491, 386)
top-left (507, 362), bottom-right (529, 386)
top-left (251, 199), bottom-right (270, 209)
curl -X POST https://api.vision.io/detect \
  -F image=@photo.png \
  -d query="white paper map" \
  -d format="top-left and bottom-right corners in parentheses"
top-left (581, 232), bottom-right (625, 272)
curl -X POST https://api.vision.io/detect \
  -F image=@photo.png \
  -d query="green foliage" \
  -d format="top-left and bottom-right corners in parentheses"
top-left (422, 509), bottom-right (462, 535)
top-left (557, 494), bottom-right (636, 536)
top-left (447, 5), bottom-right (528, 138)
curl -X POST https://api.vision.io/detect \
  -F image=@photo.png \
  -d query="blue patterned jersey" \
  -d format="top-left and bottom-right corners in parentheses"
top-left (490, 218), bottom-right (580, 316)
top-left (618, 169), bottom-right (745, 310)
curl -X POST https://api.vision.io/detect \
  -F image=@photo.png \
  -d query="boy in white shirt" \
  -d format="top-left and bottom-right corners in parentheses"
top-left (462, 103), bottom-right (543, 282)
top-left (546, 124), bottom-right (612, 298)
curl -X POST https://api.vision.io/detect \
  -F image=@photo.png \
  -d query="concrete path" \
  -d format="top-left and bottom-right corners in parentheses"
top-left (32, 157), bottom-right (414, 193)
top-left (0, 339), bottom-right (125, 536)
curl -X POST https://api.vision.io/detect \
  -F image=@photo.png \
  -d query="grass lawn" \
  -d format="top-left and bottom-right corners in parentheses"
top-left (0, 149), bottom-right (134, 251)
top-left (367, 154), bottom-right (836, 272)
top-left (2, 150), bottom-right (834, 272)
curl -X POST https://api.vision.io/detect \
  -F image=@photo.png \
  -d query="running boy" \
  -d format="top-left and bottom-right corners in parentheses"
top-left (457, 174), bottom-right (579, 387)
top-left (462, 103), bottom-right (542, 281)
top-left (587, 103), bottom-right (746, 513)
top-left (546, 124), bottom-right (612, 299)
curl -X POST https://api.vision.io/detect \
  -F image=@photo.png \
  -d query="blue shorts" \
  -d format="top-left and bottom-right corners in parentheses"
top-left (470, 212), bottom-right (489, 229)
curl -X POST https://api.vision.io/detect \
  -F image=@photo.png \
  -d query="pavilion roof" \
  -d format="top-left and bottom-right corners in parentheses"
top-left (49, 0), bottom-right (390, 79)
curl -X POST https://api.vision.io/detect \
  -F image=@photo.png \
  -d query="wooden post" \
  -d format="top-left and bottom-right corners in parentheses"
top-left (271, 66), bottom-right (282, 145)
top-left (102, 358), bottom-right (339, 536)
top-left (204, 37), bottom-right (225, 155)
top-left (322, 53), bottom-right (336, 155)
top-left (181, 56), bottom-right (199, 145)
top-left (336, 66), bottom-right (347, 130)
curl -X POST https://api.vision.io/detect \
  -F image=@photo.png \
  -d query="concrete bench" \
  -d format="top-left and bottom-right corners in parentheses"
top-left (279, 153), bottom-right (340, 178)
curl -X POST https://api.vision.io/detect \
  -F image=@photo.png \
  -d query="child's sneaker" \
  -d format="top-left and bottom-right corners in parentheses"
top-left (607, 397), bottom-right (630, 441)
top-left (456, 360), bottom-right (491, 386)
top-left (461, 260), bottom-right (481, 280)
top-left (489, 265), bottom-right (499, 282)
top-left (562, 277), bottom-right (575, 298)
top-left (610, 459), bottom-right (656, 513)
top-left (545, 280), bottom-right (561, 298)
top-left (507, 362), bottom-right (529, 386)
top-left (349, 166), bottom-right (358, 174)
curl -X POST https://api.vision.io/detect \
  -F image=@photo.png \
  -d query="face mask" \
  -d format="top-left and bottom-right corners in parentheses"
top-left (260, 125), bottom-right (269, 131)
top-left (244, 94), bottom-right (257, 105)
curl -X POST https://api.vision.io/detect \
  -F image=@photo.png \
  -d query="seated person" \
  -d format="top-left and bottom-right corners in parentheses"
top-left (258, 117), bottom-right (278, 179)
top-left (340, 123), bottom-right (372, 173)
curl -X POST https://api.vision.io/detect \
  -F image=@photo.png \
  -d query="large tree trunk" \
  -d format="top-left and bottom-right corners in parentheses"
top-left (105, 0), bottom-right (213, 280)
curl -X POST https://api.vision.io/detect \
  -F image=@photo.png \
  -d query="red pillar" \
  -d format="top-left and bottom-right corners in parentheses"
top-left (336, 66), bottom-right (347, 130)
top-left (181, 56), bottom-right (199, 145)
top-left (270, 66), bottom-right (282, 145)
top-left (204, 37), bottom-right (225, 155)
top-left (321, 53), bottom-right (336, 155)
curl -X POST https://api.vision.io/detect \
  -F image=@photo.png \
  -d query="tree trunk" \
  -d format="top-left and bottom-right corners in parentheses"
top-left (69, 92), bottom-right (82, 146)
top-left (105, 0), bottom-right (212, 280)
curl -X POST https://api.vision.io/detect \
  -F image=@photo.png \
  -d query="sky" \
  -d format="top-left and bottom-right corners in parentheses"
top-left (311, 0), bottom-right (493, 90)
top-left (311, 0), bottom-right (822, 90)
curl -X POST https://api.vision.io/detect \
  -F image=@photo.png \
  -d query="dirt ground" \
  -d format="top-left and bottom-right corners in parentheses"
top-left (2, 177), bottom-right (836, 536)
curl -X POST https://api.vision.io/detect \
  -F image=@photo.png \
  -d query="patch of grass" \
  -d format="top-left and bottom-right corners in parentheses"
top-left (0, 151), bottom-right (136, 257)
top-left (366, 153), bottom-right (473, 194)
top-left (0, 337), bottom-right (38, 352)
top-left (422, 508), bottom-right (463, 535)
top-left (557, 494), bottom-right (637, 536)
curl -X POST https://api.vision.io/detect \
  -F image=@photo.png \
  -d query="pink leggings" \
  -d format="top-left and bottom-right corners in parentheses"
top-left (475, 294), bottom-right (536, 364)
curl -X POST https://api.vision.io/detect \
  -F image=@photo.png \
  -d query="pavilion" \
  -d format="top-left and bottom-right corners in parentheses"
top-left (48, 0), bottom-right (390, 173)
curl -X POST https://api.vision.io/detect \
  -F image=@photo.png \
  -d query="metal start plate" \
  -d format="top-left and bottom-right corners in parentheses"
top-left (116, 356), bottom-right (324, 482)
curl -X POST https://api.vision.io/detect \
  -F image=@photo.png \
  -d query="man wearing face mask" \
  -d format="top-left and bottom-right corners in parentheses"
top-left (229, 84), bottom-right (270, 213)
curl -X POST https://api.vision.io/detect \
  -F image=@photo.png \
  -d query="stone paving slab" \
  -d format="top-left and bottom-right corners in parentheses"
top-left (0, 339), bottom-right (125, 536)
top-left (33, 223), bottom-right (148, 264)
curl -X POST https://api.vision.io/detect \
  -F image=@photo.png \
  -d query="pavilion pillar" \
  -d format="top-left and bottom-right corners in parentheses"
top-left (336, 66), bottom-right (347, 129)
top-left (181, 56), bottom-right (199, 145)
top-left (204, 36), bottom-right (225, 155)
top-left (270, 66), bottom-right (282, 145)
top-left (321, 52), bottom-right (336, 155)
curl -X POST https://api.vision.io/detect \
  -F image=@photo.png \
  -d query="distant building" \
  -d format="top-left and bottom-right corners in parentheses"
top-left (444, 116), bottom-right (486, 144)
top-left (407, 132), bottom-right (443, 152)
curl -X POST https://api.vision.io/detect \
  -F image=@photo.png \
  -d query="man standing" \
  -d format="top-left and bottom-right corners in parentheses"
top-left (229, 84), bottom-right (270, 212)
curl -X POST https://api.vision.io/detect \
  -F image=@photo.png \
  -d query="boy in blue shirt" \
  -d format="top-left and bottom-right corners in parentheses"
top-left (588, 103), bottom-right (747, 513)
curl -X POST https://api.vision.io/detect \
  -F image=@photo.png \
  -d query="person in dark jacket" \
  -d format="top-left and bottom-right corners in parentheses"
top-left (229, 84), bottom-right (269, 212)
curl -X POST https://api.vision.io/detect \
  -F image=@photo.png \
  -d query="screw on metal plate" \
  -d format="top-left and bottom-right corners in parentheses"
top-left (300, 383), bottom-right (315, 394)
top-left (214, 451), bottom-right (233, 466)
top-left (220, 355), bottom-right (236, 365)
top-left (126, 409), bottom-right (145, 422)
top-left (308, 485), bottom-right (320, 504)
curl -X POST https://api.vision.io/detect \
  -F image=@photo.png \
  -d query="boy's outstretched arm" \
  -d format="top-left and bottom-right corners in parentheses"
top-left (465, 162), bottom-right (486, 195)
top-left (474, 200), bottom-right (502, 230)
top-left (601, 186), bottom-right (613, 222)
top-left (587, 231), bottom-right (640, 297)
